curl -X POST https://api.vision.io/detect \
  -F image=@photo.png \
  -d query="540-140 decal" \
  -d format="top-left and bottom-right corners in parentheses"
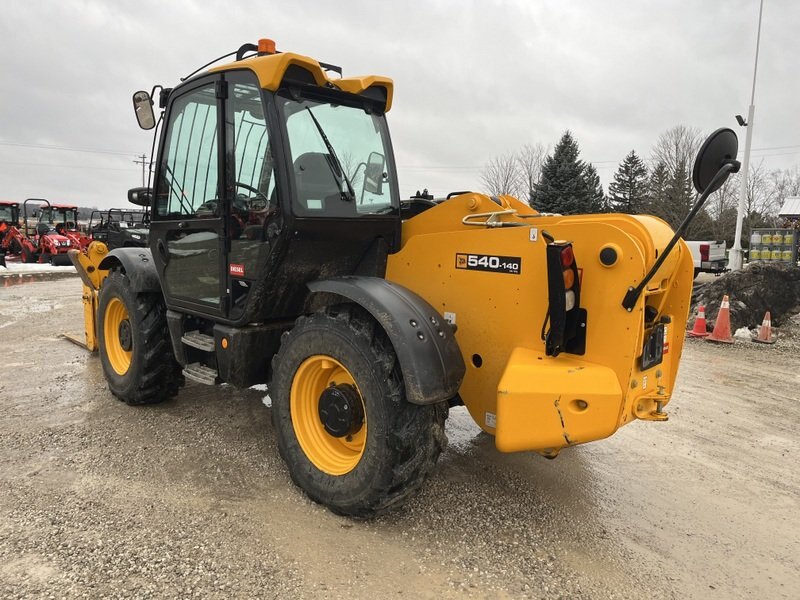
top-left (455, 253), bottom-right (521, 275)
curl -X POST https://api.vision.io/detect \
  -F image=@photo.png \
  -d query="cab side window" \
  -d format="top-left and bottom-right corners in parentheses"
top-left (156, 84), bottom-right (219, 218)
top-left (229, 77), bottom-right (275, 235)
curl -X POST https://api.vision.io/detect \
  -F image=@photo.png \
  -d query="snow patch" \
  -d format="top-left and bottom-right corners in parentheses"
top-left (445, 406), bottom-right (483, 452)
top-left (0, 261), bottom-right (75, 275)
top-left (734, 327), bottom-right (753, 340)
top-left (250, 383), bottom-right (269, 391)
top-left (262, 395), bottom-right (272, 408)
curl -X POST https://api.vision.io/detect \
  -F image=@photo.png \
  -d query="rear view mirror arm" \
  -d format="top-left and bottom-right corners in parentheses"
top-left (621, 161), bottom-right (739, 312)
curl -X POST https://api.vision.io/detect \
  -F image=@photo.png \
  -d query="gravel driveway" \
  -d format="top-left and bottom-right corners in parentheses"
top-left (1, 273), bottom-right (798, 599)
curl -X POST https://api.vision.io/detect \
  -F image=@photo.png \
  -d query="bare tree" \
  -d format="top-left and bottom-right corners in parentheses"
top-left (651, 125), bottom-right (702, 176)
top-left (516, 143), bottom-right (548, 205)
top-left (770, 166), bottom-right (800, 206)
top-left (480, 153), bottom-right (522, 196)
top-left (707, 176), bottom-right (738, 242)
top-left (648, 125), bottom-right (703, 234)
top-left (340, 152), bottom-right (364, 191)
top-left (743, 160), bottom-right (781, 227)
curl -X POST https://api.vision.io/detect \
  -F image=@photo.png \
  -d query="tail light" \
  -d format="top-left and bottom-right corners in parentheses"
top-left (542, 240), bottom-right (587, 357)
top-left (700, 243), bottom-right (710, 262)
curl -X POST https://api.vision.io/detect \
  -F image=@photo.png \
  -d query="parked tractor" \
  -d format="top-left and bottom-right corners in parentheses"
top-left (71, 39), bottom-right (740, 517)
top-left (0, 201), bottom-right (21, 267)
top-left (1, 200), bottom-right (41, 264)
top-left (38, 203), bottom-right (88, 250)
top-left (21, 199), bottom-right (75, 265)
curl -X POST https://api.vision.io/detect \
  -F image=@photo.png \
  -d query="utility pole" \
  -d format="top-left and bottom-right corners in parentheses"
top-left (730, 0), bottom-right (765, 271)
top-left (133, 154), bottom-right (148, 187)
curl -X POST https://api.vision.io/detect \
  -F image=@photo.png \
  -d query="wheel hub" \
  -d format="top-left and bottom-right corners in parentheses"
top-left (318, 384), bottom-right (364, 438)
top-left (118, 319), bottom-right (133, 352)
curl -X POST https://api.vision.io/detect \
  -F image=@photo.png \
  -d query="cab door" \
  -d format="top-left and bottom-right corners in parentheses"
top-left (150, 75), bottom-right (227, 317)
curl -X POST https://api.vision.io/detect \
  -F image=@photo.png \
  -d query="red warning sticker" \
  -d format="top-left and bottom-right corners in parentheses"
top-left (229, 263), bottom-right (245, 277)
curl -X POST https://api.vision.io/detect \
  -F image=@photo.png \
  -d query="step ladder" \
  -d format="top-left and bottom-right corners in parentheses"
top-left (181, 330), bottom-right (218, 385)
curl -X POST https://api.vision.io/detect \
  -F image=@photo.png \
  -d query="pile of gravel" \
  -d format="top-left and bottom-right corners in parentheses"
top-left (690, 262), bottom-right (800, 331)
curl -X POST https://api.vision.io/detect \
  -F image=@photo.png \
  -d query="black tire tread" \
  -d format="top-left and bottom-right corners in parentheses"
top-left (270, 304), bottom-right (447, 518)
top-left (99, 270), bottom-right (183, 406)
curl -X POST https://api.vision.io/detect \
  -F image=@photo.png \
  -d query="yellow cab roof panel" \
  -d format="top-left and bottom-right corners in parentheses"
top-left (210, 52), bottom-right (393, 112)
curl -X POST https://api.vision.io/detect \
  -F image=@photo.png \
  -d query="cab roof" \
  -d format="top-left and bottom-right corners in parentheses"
top-left (210, 49), bottom-right (394, 112)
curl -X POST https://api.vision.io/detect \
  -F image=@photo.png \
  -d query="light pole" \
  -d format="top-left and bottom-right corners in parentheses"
top-left (729, 0), bottom-right (765, 271)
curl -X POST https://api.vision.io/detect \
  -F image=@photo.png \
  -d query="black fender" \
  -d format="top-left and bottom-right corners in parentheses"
top-left (98, 248), bottom-right (161, 293)
top-left (307, 276), bottom-right (465, 405)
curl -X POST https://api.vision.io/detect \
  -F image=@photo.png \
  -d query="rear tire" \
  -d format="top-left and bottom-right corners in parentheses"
top-left (270, 304), bottom-right (448, 518)
top-left (21, 246), bottom-right (37, 263)
top-left (97, 270), bottom-right (183, 405)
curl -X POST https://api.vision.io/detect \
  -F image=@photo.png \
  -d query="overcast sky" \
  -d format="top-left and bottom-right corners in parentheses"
top-left (1, 0), bottom-right (798, 210)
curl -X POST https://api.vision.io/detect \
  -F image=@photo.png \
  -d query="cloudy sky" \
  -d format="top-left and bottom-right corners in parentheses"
top-left (1, 0), bottom-right (797, 210)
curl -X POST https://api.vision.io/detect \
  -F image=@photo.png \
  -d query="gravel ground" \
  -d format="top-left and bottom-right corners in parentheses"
top-left (1, 273), bottom-right (798, 599)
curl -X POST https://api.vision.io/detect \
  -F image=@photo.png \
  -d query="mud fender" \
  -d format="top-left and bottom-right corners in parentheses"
top-left (98, 248), bottom-right (161, 293)
top-left (308, 276), bottom-right (465, 405)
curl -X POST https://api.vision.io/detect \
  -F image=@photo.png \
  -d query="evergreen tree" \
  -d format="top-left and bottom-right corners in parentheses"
top-left (532, 131), bottom-right (596, 214)
top-left (646, 161), bottom-right (670, 218)
top-left (583, 163), bottom-right (607, 212)
top-left (666, 159), bottom-right (695, 224)
top-left (608, 150), bottom-right (648, 213)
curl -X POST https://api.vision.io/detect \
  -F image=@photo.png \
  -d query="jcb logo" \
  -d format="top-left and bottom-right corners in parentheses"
top-left (456, 254), bottom-right (468, 268)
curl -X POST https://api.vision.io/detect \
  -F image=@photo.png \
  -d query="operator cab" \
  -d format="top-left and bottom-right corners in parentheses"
top-left (0, 202), bottom-right (20, 229)
top-left (38, 205), bottom-right (79, 231)
top-left (132, 42), bottom-right (400, 325)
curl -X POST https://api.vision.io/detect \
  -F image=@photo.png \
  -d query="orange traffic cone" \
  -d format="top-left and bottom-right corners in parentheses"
top-left (753, 311), bottom-right (777, 344)
top-left (706, 295), bottom-right (734, 344)
top-left (687, 305), bottom-right (710, 338)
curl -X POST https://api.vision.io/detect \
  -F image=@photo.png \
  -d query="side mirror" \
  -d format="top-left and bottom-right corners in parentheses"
top-left (132, 90), bottom-right (156, 130)
top-left (692, 128), bottom-right (739, 194)
top-left (128, 187), bottom-right (152, 207)
top-left (363, 151), bottom-right (386, 195)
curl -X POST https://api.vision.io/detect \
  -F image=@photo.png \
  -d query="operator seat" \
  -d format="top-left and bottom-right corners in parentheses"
top-left (293, 152), bottom-right (339, 210)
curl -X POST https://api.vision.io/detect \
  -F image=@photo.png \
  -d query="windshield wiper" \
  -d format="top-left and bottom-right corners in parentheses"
top-left (304, 107), bottom-right (356, 202)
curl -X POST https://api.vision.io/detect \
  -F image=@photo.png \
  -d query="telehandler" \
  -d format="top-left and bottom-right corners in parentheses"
top-left (70, 39), bottom-right (739, 517)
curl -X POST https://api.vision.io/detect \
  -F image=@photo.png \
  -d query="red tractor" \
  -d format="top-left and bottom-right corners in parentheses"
top-left (37, 203), bottom-right (89, 250)
top-left (0, 200), bottom-right (43, 265)
top-left (19, 199), bottom-right (75, 266)
top-left (0, 201), bottom-right (21, 267)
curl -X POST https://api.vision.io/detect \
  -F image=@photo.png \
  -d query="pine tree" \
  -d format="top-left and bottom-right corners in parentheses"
top-left (608, 150), bottom-right (648, 213)
top-left (532, 131), bottom-right (595, 214)
top-left (646, 161), bottom-right (670, 218)
top-left (583, 163), bottom-right (607, 213)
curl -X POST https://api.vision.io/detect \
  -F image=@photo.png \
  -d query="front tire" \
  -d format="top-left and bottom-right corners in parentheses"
top-left (97, 270), bottom-right (183, 405)
top-left (270, 304), bottom-right (448, 518)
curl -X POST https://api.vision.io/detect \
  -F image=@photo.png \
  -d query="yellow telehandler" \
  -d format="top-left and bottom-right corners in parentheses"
top-left (71, 38), bottom-right (739, 517)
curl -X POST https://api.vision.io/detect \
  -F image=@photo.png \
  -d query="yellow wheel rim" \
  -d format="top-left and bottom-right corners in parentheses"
top-left (104, 297), bottom-right (132, 376)
top-left (290, 355), bottom-right (367, 476)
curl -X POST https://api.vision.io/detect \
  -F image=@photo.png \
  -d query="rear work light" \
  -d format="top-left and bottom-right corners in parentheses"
top-left (541, 236), bottom-right (587, 357)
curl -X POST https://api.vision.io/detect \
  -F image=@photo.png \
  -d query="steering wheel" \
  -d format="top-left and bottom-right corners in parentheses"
top-left (235, 182), bottom-right (270, 211)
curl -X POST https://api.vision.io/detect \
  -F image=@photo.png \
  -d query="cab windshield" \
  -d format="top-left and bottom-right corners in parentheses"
top-left (277, 93), bottom-right (397, 217)
top-left (39, 208), bottom-right (78, 226)
top-left (0, 205), bottom-right (16, 222)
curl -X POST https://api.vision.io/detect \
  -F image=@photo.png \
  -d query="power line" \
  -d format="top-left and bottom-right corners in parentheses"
top-left (0, 161), bottom-right (138, 172)
top-left (0, 140), bottom-right (140, 157)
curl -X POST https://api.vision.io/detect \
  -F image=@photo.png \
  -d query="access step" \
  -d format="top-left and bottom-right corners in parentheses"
top-left (182, 362), bottom-right (218, 385)
top-left (181, 330), bottom-right (215, 352)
